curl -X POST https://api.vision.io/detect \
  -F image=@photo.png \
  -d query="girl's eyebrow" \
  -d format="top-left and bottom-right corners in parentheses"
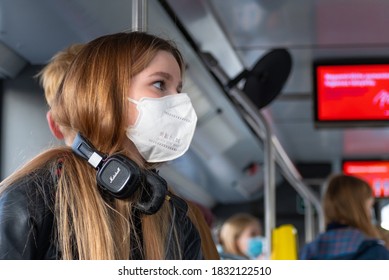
top-left (148, 71), bottom-right (173, 80)
top-left (149, 71), bottom-right (182, 92)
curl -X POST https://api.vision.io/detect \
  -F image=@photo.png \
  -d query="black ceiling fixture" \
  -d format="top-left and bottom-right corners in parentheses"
top-left (227, 49), bottom-right (292, 109)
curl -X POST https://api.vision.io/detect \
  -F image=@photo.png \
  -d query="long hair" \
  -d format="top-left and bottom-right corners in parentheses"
top-left (219, 213), bottom-right (261, 256)
top-left (35, 43), bottom-right (85, 107)
top-left (323, 174), bottom-right (379, 238)
top-left (1, 32), bottom-right (185, 259)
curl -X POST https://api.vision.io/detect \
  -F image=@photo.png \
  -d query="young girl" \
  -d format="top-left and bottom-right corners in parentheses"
top-left (218, 213), bottom-right (267, 259)
top-left (0, 32), bottom-right (202, 260)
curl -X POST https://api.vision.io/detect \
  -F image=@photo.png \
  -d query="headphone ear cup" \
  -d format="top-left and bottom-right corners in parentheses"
top-left (96, 154), bottom-right (141, 199)
top-left (135, 171), bottom-right (167, 215)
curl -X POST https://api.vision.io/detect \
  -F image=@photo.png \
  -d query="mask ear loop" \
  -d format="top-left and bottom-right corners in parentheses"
top-left (127, 97), bottom-right (139, 105)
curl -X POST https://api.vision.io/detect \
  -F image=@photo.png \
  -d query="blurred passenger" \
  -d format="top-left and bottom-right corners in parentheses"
top-left (377, 225), bottom-right (389, 250)
top-left (300, 174), bottom-right (389, 259)
top-left (218, 213), bottom-right (267, 260)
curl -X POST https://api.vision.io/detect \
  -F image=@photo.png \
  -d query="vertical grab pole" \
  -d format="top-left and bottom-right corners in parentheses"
top-left (132, 0), bottom-right (148, 31)
top-left (199, 52), bottom-right (325, 255)
top-left (245, 110), bottom-right (276, 259)
top-left (304, 199), bottom-right (314, 242)
top-left (229, 90), bottom-right (275, 259)
top-left (261, 115), bottom-right (276, 259)
top-left (199, 53), bottom-right (276, 258)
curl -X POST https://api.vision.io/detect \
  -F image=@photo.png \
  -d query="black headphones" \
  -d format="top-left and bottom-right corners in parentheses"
top-left (71, 132), bottom-right (167, 215)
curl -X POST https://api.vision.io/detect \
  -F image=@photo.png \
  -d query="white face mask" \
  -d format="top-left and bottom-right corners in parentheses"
top-left (126, 93), bottom-right (197, 163)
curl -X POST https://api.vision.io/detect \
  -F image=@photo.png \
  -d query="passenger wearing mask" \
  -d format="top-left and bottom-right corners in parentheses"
top-left (300, 174), bottom-right (389, 259)
top-left (218, 213), bottom-right (267, 259)
top-left (0, 32), bottom-right (202, 259)
top-left (36, 40), bottom-right (219, 260)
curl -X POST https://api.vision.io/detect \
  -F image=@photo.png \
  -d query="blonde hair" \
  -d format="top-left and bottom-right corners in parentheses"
top-left (36, 43), bottom-right (85, 107)
top-left (219, 213), bottom-right (261, 256)
top-left (324, 174), bottom-right (379, 238)
top-left (1, 32), bottom-right (185, 259)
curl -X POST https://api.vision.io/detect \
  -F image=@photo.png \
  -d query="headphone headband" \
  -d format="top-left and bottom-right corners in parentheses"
top-left (72, 133), bottom-right (104, 169)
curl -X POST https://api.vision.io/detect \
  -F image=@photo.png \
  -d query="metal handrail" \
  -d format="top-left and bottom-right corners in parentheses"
top-left (132, 0), bottom-right (148, 31)
top-left (200, 52), bottom-right (324, 254)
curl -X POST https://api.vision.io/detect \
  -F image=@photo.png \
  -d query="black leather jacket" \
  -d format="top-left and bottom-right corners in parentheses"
top-left (0, 169), bottom-right (202, 260)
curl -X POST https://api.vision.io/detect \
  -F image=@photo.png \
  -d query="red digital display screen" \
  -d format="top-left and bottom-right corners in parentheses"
top-left (343, 160), bottom-right (389, 198)
top-left (314, 62), bottom-right (389, 126)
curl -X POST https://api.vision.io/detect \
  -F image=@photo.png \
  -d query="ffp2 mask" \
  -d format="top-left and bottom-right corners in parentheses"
top-left (126, 93), bottom-right (197, 163)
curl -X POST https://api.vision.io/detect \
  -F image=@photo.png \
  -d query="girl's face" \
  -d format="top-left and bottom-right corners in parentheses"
top-left (236, 222), bottom-right (261, 255)
top-left (127, 50), bottom-right (182, 126)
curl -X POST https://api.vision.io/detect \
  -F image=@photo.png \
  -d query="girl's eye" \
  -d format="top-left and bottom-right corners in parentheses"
top-left (153, 81), bottom-right (165, 91)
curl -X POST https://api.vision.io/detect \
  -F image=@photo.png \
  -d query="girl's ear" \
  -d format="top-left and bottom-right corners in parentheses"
top-left (46, 110), bottom-right (64, 140)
